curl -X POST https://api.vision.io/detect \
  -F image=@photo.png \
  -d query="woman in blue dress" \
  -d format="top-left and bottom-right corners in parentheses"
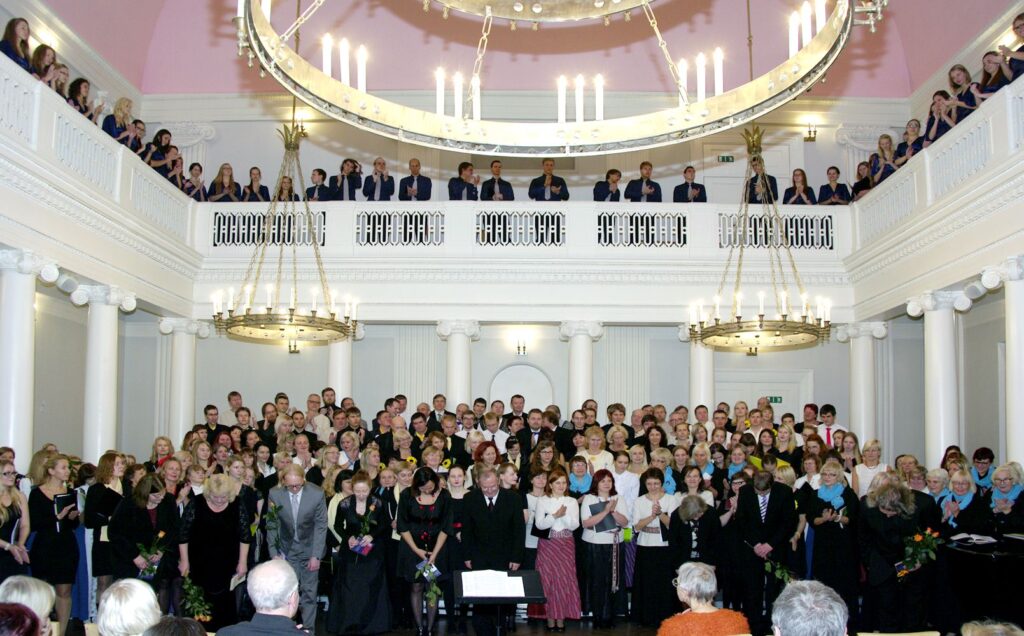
top-left (144, 129), bottom-right (174, 176)
top-left (102, 98), bottom-right (138, 147)
top-left (166, 150), bottom-right (186, 190)
top-left (869, 134), bottom-right (897, 185)
top-left (783, 169), bottom-right (816, 205)
top-left (817, 166), bottom-right (850, 205)
top-left (0, 18), bottom-right (31, 73)
top-left (973, 52), bottom-right (1009, 103)
top-left (895, 119), bottom-right (924, 168)
top-left (66, 78), bottom-right (104, 124)
top-left (924, 91), bottom-right (955, 148)
top-left (947, 64), bottom-right (978, 124)
top-left (241, 167), bottom-right (270, 202)
top-left (183, 163), bottom-right (208, 202)
top-left (208, 163), bottom-right (242, 202)
top-left (274, 176), bottom-right (301, 202)
top-left (997, 13), bottom-right (1024, 82)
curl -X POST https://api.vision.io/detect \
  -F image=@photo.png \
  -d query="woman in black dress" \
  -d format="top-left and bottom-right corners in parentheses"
top-left (443, 464), bottom-right (470, 634)
top-left (85, 451), bottom-right (127, 600)
top-left (0, 459), bottom-right (29, 583)
top-left (327, 471), bottom-right (391, 635)
top-left (108, 473), bottom-right (180, 611)
top-left (397, 467), bottom-right (454, 636)
top-left (177, 474), bottom-right (251, 631)
top-left (806, 460), bottom-right (859, 631)
top-left (28, 454), bottom-right (79, 636)
top-left (667, 494), bottom-right (720, 571)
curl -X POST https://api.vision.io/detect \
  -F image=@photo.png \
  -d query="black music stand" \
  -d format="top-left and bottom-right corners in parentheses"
top-left (454, 570), bottom-right (545, 636)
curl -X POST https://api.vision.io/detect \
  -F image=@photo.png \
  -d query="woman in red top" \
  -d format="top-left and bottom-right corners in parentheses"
top-left (658, 562), bottom-right (749, 636)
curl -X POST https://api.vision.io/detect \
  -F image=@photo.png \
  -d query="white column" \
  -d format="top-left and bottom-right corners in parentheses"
top-left (436, 320), bottom-right (480, 407)
top-left (327, 323), bottom-right (365, 401)
top-left (982, 256), bottom-right (1024, 461)
top-left (907, 291), bottom-right (971, 467)
top-left (159, 318), bottom-right (210, 446)
top-left (836, 322), bottom-right (888, 443)
top-left (0, 250), bottom-right (59, 467)
top-left (678, 325), bottom-right (715, 409)
top-left (560, 321), bottom-right (605, 412)
top-left (71, 285), bottom-right (136, 461)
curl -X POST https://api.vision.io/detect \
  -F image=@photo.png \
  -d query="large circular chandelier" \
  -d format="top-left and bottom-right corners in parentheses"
top-left (231, 0), bottom-right (885, 156)
top-left (688, 126), bottom-right (831, 355)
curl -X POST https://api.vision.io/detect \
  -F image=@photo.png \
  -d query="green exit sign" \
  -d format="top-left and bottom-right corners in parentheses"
top-left (718, 155), bottom-right (735, 163)
top-left (768, 396), bottom-right (783, 404)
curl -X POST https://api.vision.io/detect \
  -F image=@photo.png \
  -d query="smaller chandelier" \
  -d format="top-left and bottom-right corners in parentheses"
top-left (211, 121), bottom-right (357, 344)
top-left (688, 125), bottom-right (830, 356)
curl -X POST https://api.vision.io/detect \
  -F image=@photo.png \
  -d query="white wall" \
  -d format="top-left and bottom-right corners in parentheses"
top-left (887, 317), bottom-right (926, 465)
top-left (961, 293), bottom-right (1005, 460)
top-left (33, 291), bottom-right (87, 458)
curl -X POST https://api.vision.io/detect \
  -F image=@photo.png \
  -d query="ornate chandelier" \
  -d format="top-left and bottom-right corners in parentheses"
top-left (687, 126), bottom-right (831, 355)
top-left (211, 119), bottom-right (356, 347)
top-left (231, 0), bottom-right (885, 156)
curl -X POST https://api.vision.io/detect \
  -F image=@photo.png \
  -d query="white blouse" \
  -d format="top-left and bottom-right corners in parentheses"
top-left (525, 492), bottom-right (542, 549)
top-left (613, 470), bottom-right (640, 513)
top-left (580, 494), bottom-right (624, 544)
top-left (630, 493), bottom-right (678, 547)
top-left (534, 495), bottom-right (581, 534)
top-left (576, 449), bottom-right (615, 473)
top-left (854, 462), bottom-right (889, 498)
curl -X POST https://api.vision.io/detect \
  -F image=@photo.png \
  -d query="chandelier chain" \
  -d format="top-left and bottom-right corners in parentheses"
top-left (640, 1), bottom-right (687, 105)
top-left (469, 8), bottom-right (493, 115)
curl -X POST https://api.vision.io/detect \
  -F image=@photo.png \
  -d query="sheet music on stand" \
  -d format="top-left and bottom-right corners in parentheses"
top-left (462, 570), bottom-right (525, 598)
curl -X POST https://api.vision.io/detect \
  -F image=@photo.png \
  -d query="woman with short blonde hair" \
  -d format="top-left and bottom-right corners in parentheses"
top-left (852, 439), bottom-right (888, 498)
top-left (0, 575), bottom-right (54, 636)
top-left (938, 469), bottom-right (993, 537)
top-left (96, 579), bottom-right (161, 636)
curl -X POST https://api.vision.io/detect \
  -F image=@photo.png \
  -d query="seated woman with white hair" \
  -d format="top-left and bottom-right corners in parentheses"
top-left (0, 575), bottom-right (55, 636)
top-left (96, 579), bottom-right (161, 636)
top-left (938, 469), bottom-right (994, 538)
top-left (656, 562), bottom-right (749, 636)
top-left (991, 463), bottom-right (1024, 535)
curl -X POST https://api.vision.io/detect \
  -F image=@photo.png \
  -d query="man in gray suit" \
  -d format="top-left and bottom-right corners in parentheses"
top-left (267, 464), bottom-right (327, 629)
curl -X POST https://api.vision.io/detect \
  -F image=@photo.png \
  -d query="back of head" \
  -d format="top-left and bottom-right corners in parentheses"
top-left (0, 603), bottom-right (39, 636)
top-left (771, 580), bottom-right (847, 636)
top-left (0, 576), bottom-right (54, 626)
top-left (97, 579), bottom-right (161, 636)
top-left (142, 616), bottom-right (208, 636)
top-left (961, 621), bottom-right (1024, 636)
top-left (248, 560), bottom-right (299, 613)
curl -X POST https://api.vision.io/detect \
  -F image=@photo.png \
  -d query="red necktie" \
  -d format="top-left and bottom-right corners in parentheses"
top-left (825, 427), bottom-right (832, 447)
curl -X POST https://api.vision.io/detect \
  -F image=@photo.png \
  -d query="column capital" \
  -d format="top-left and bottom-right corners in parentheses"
top-left (436, 320), bottom-right (479, 341)
top-left (835, 321), bottom-right (888, 342)
top-left (70, 284), bottom-right (137, 312)
top-left (0, 249), bottom-right (59, 283)
top-left (158, 317), bottom-right (211, 338)
top-left (559, 320), bottom-right (604, 342)
top-left (906, 291), bottom-right (971, 317)
top-left (981, 256), bottom-right (1024, 290)
top-left (678, 324), bottom-right (694, 342)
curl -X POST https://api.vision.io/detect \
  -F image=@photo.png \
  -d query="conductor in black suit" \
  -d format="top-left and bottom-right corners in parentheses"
top-left (672, 165), bottom-right (707, 202)
top-left (746, 156), bottom-right (779, 204)
top-left (528, 158), bottom-right (569, 201)
top-left (735, 470), bottom-right (797, 636)
top-left (461, 467), bottom-right (526, 636)
top-left (398, 158), bottom-right (433, 201)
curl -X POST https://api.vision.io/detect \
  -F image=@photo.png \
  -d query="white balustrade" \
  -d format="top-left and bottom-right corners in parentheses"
top-left (929, 118), bottom-right (991, 201)
top-left (53, 112), bottom-right (119, 197)
top-left (357, 207), bottom-right (445, 246)
top-left (718, 211), bottom-right (834, 250)
top-left (130, 167), bottom-right (191, 241)
top-left (475, 208), bottom-right (564, 246)
top-left (854, 168), bottom-right (917, 246)
top-left (597, 211), bottom-right (687, 247)
top-left (0, 61), bottom-right (37, 146)
top-left (211, 209), bottom-right (327, 246)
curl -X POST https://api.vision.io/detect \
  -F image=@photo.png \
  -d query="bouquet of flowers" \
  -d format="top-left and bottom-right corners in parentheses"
top-left (264, 501), bottom-right (283, 555)
top-left (416, 560), bottom-right (442, 607)
top-left (182, 576), bottom-right (212, 623)
top-left (896, 527), bottom-right (943, 582)
top-left (764, 558), bottom-right (794, 583)
top-left (350, 503), bottom-right (377, 556)
top-left (136, 530), bottom-right (166, 580)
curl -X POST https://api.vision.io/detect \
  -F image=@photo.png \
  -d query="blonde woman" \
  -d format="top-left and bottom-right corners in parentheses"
top-left (360, 446), bottom-right (382, 481)
top-left (627, 444), bottom-right (648, 476)
top-left (0, 575), bottom-right (55, 636)
top-left (774, 423), bottom-right (803, 468)
top-left (338, 431), bottom-right (361, 470)
top-left (605, 424), bottom-right (630, 453)
top-left (191, 440), bottom-right (216, 477)
top-left (0, 459), bottom-right (30, 579)
top-left (938, 470), bottom-right (993, 538)
top-left (578, 426), bottom-right (614, 473)
top-left (806, 460), bottom-right (859, 618)
top-left (869, 134), bottom-right (898, 185)
top-left (649, 448), bottom-right (677, 495)
top-left (85, 451), bottom-right (127, 599)
top-left (146, 436), bottom-right (175, 472)
top-left (207, 162), bottom-right (241, 202)
top-left (991, 463), bottom-right (1024, 534)
top-left (851, 439), bottom-right (888, 498)
top-left (102, 97), bottom-right (135, 145)
top-left (28, 454), bottom-right (78, 635)
top-left (838, 431), bottom-right (862, 473)
top-left (391, 428), bottom-right (417, 465)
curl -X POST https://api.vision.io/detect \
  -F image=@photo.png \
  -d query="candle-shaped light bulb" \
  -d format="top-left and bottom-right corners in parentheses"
top-left (780, 290), bottom-right (788, 315)
top-left (289, 286), bottom-right (295, 309)
top-left (801, 292), bottom-right (809, 317)
top-left (801, 1), bottom-right (813, 48)
top-left (815, 296), bottom-right (822, 320)
top-left (339, 38), bottom-right (351, 86)
top-left (310, 287), bottom-right (318, 312)
top-left (228, 286), bottom-right (235, 310)
top-left (452, 72), bottom-right (464, 120)
top-left (697, 299), bottom-right (705, 323)
top-left (712, 47), bottom-right (724, 96)
top-left (678, 58), bottom-right (688, 107)
top-left (713, 294), bottom-right (721, 320)
top-left (211, 293), bottom-right (220, 315)
top-left (434, 67), bottom-right (446, 116)
top-left (758, 291), bottom-right (766, 315)
top-left (329, 289), bottom-right (337, 313)
top-left (814, 0), bottom-right (826, 33)
top-left (356, 45), bottom-right (368, 92)
top-left (574, 74), bottom-right (585, 123)
top-left (470, 75), bottom-right (481, 121)
top-left (351, 301), bottom-right (358, 321)
top-left (236, 0), bottom-right (245, 18)
top-left (789, 12), bottom-right (800, 57)
top-left (265, 284), bottom-right (273, 308)
top-left (556, 75), bottom-right (568, 124)
top-left (824, 300), bottom-right (832, 322)
top-left (261, 0), bottom-right (271, 20)
top-left (594, 74), bottom-right (604, 121)
top-left (689, 304), bottom-right (697, 326)
top-left (696, 52), bottom-right (707, 102)
top-left (321, 34), bottom-right (333, 76)
top-left (735, 291), bottom-right (743, 317)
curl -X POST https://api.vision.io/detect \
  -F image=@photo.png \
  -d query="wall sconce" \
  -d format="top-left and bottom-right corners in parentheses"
top-left (515, 338), bottom-right (528, 356)
top-left (288, 339), bottom-right (300, 354)
top-left (804, 122), bottom-right (817, 142)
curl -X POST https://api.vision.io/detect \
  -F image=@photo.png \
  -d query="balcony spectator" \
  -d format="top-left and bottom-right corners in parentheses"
top-left (947, 64), bottom-right (979, 124)
top-left (241, 167), bottom-right (270, 202)
top-left (998, 13), bottom-right (1024, 81)
top-left (101, 98), bottom-right (136, 146)
top-left (143, 129), bottom-right (174, 175)
top-left (306, 168), bottom-right (330, 201)
top-left (0, 18), bottom-right (31, 73)
top-left (399, 158), bottom-right (433, 201)
top-left (851, 161), bottom-right (872, 201)
top-left (480, 159), bottom-right (514, 201)
top-left (329, 159), bottom-right (361, 201)
top-left (66, 78), bottom-right (103, 123)
top-left (128, 119), bottom-right (146, 154)
top-left (50, 63), bottom-right (69, 98)
top-left (673, 165), bottom-right (707, 203)
top-left (362, 157), bottom-right (395, 201)
top-left (208, 163), bottom-right (242, 202)
top-left (816, 166), bottom-right (850, 205)
top-left (869, 134), bottom-right (897, 185)
top-left (924, 90), bottom-right (955, 147)
top-left (783, 169), bottom-right (816, 205)
top-left (593, 169), bottom-right (621, 202)
top-left (274, 175), bottom-right (300, 202)
top-left (448, 161), bottom-right (479, 200)
top-left (166, 149), bottom-right (185, 189)
top-left (746, 156), bottom-right (778, 204)
top-left (973, 51), bottom-right (1010, 102)
top-left (624, 161), bottom-right (663, 202)
top-left (895, 119), bottom-right (924, 167)
top-left (529, 158), bottom-right (570, 201)
top-left (29, 44), bottom-right (56, 85)
top-left (184, 163), bottom-right (207, 202)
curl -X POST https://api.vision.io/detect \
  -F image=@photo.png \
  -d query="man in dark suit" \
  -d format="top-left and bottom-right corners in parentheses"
top-left (480, 160), bottom-right (514, 201)
top-left (462, 467), bottom-right (526, 636)
top-left (500, 395), bottom-right (527, 431)
top-left (448, 161), bottom-right (480, 200)
top-left (624, 161), bottom-right (662, 202)
top-left (362, 157), bottom-right (395, 201)
top-left (217, 560), bottom-right (306, 635)
top-left (426, 393), bottom-right (455, 432)
top-left (528, 158), bottom-right (569, 201)
top-left (398, 158), bottom-right (433, 201)
top-left (746, 156), bottom-right (779, 204)
top-left (515, 409), bottom-right (551, 459)
top-left (593, 169), bottom-right (622, 202)
top-left (201, 404), bottom-right (230, 444)
top-left (305, 168), bottom-right (330, 202)
top-left (672, 165), bottom-right (708, 202)
top-left (735, 470), bottom-right (797, 636)
top-left (328, 159), bottom-right (361, 201)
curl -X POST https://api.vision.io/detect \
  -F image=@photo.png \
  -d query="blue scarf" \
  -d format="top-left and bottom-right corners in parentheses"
top-left (817, 482), bottom-right (846, 510)
top-left (940, 491), bottom-right (974, 528)
top-left (727, 461), bottom-right (747, 479)
top-left (931, 488), bottom-right (950, 504)
top-left (971, 466), bottom-right (993, 490)
top-left (663, 469), bottom-right (677, 495)
top-left (991, 484), bottom-right (1023, 509)
top-left (569, 472), bottom-right (592, 494)
top-left (700, 462), bottom-right (714, 478)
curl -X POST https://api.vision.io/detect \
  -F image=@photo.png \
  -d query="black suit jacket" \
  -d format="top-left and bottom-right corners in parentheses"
top-left (461, 488), bottom-right (526, 569)
top-left (362, 174), bottom-right (396, 201)
top-left (448, 177), bottom-right (479, 201)
top-left (448, 434), bottom-right (471, 468)
top-left (746, 174), bottom-right (779, 203)
top-left (426, 410), bottom-right (454, 432)
top-left (328, 173), bottom-right (360, 201)
top-left (735, 482), bottom-right (797, 561)
top-left (398, 174), bottom-right (432, 201)
top-left (304, 184), bottom-right (330, 201)
top-left (481, 177), bottom-right (514, 201)
top-left (217, 613), bottom-right (308, 635)
top-left (624, 178), bottom-right (663, 202)
top-left (673, 181), bottom-right (707, 203)
top-left (515, 427), bottom-right (548, 459)
top-left (528, 175), bottom-right (569, 201)
top-left (593, 181), bottom-right (621, 202)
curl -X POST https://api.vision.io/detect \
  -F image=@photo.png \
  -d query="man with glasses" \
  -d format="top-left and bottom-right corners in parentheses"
top-left (971, 447), bottom-right (997, 496)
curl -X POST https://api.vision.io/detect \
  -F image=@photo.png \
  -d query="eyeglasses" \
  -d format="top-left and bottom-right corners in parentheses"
top-left (994, 477), bottom-right (1013, 483)
top-left (0, 472), bottom-right (16, 477)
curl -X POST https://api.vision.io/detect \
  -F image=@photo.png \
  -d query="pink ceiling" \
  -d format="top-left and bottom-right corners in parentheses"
top-left (41, 0), bottom-right (1015, 97)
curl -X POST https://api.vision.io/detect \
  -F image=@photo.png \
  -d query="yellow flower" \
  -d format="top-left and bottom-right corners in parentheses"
top-left (913, 534), bottom-right (923, 542)
top-left (157, 531), bottom-right (166, 540)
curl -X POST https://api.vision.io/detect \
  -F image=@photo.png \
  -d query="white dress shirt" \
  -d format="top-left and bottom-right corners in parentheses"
top-left (630, 494), bottom-right (678, 547)
top-left (534, 495), bottom-right (581, 533)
